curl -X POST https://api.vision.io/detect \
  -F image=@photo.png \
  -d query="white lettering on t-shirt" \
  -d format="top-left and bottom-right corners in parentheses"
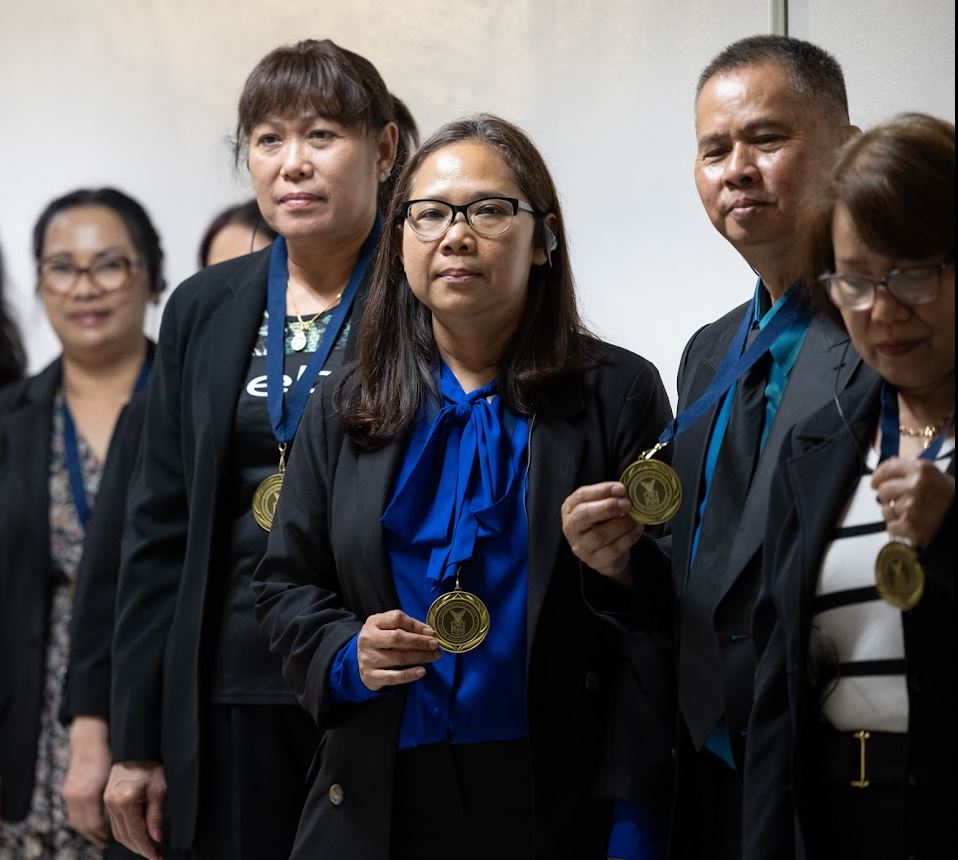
top-left (245, 368), bottom-right (334, 397)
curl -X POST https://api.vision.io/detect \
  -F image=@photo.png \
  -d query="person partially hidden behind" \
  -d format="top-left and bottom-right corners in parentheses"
top-left (562, 35), bottom-right (870, 859)
top-left (745, 112), bottom-right (954, 860)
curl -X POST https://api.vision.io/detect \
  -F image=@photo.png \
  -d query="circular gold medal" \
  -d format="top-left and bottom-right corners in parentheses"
top-left (875, 541), bottom-right (925, 611)
top-left (426, 587), bottom-right (490, 653)
top-left (620, 458), bottom-right (682, 525)
top-left (252, 472), bottom-right (284, 532)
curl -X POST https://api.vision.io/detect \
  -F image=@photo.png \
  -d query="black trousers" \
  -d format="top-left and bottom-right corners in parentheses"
top-left (803, 729), bottom-right (908, 860)
top-left (193, 702), bottom-right (319, 860)
top-left (391, 738), bottom-right (535, 860)
top-left (670, 724), bottom-right (742, 860)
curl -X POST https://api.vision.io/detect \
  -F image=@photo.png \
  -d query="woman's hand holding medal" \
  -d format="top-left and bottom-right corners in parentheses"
top-left (561, 481), bottom-right (645, 587)
top-left (874, 456), bottom-right (955, 547)
top-left (357, 610), bottom-right (441, 691)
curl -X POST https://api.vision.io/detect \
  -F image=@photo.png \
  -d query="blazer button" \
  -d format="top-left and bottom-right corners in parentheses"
top-left (584, 671), bottom-right (601, 693)
top-left (329, 783), bottom-right (345, 806)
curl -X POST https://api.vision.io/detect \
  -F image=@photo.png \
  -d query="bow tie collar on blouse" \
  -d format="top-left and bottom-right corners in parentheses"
top-left (380, 363), bottom-right (529, 588)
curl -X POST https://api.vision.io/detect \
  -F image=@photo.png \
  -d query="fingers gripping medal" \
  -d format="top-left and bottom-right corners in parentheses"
top-left (871, 383), bottom-right (949, 611)
top-left (620, 441), bottom-right (682, 525)
top-left (427, 568), bottom-right (490, 653)
top-left (253, 443), bottom-right (286, 532)
top-left (616, 288), bottom-right (807, 527)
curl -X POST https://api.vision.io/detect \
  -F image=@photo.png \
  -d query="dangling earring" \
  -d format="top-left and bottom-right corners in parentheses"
top-left (379, 168), bottom-right (391, 183)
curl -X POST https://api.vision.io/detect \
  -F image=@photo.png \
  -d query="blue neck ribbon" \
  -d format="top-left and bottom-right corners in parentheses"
top-left (657, 285), bottom-right (805, 447)
top-left (62, 350), bottom-right (153, 529)
top-left (265, 217), bottom-right (380, 446)
top-left (878, 382), bottom-right (950, 464)
top-left (380, 364), bottom-right (529, 587)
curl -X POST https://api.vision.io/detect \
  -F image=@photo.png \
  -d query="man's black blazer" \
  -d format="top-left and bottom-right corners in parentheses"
top-left (603, 299), bottom-right (870, 814)
top-left (110, 247), bottom-right (370, 849)
top-left (253, 343), bottom-right (673, 859)
top-left (669, 301), bottom-right (866, 763)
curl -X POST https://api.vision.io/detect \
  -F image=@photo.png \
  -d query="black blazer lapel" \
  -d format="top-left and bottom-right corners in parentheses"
top-left (4, 362), bottom-right (61, 578)
top-left (204, 255), bottom-right (271, 475)
top-left (354, 439), bottom-right (404, 612)
top-left (717, 315), bottom-right (862, 603)
top-left (673, 306), bottom-right (749, 593)
top-left (526, 401), bottom-right (586, 665)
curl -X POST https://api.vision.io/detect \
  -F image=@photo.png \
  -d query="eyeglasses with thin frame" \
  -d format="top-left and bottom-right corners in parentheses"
top-left (818, 261), bottom-right (951, 311)
top-left (399, 196), bottom-right (541, 240)
top-left (38, 254), bottom-right (141, 294)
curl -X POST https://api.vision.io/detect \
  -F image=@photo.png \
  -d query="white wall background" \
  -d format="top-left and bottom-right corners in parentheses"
top-left (1, 0), bottom-right (954, 403)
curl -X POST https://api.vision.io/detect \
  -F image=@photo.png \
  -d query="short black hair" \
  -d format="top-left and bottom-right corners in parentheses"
top-left (197, 199), bottom-right (277, 268)
top-left (697, 35), bottom-right (849, 125)
top-left (32, 187), bottom-right (166, 294)
top-left (233, 39), bottom-right (419, 211)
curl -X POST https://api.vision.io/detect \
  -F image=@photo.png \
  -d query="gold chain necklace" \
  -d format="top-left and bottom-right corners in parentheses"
top-left (287, 283), bottom-right (342, 352)
top-left (898, 418), bottom-right (950, 449)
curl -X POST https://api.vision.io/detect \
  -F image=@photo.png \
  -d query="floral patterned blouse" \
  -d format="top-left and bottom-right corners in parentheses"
top-left (0, 395), bottom-right (103, 859)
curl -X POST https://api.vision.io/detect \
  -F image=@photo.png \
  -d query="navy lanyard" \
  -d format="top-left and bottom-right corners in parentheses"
top-left (265, 217), bottom-right (380, 446)
top-left (656, 286), bottom-right (805, 447)
top-left (62, 351), bottom-right (153, 528)
top-left (878, 382), bottom-right (949, 463)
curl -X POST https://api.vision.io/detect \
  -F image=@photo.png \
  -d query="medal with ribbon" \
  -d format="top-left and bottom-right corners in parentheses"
top-left (380, 365), bottom-right (528, 652)
top-left (873, 383), bottom-right (951, 610)
top-left (253, 219), bottom-right (380, 531)
top-left (620, 287), bottom-right (805, 525)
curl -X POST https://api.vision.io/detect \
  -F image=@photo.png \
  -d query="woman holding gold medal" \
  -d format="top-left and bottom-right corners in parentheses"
top-left (103, 40), bottom-right (417, 859)
top-left (253, 114), bottom-right (672, 859)
top-left (744, 113), bottom-right (955, 860)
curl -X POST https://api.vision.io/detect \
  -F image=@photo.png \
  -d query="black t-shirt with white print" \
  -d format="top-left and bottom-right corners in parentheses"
top-left (208, 308), bottom-right (350, 702)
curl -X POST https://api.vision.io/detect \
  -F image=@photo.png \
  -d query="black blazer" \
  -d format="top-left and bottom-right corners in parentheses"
top-left (0, 360), bottom-right (60, 820)
top-left (671, 303), bottom-right (867, 765)
top-left (110, 248), bottom-right (370, 849)
top-left (744, 376), bottom-right (955, 859)
top-left (0, 354), bottom-right (147, 820)
top-left (253, 343), bottom-right (673, 859)
top-left (61, 389), bottom-right (147, 724)
top-left (602, 301), bottom-right (870, 812)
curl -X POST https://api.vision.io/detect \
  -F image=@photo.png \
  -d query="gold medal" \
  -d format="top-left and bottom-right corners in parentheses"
top-left (253, 444), bottom-right (287, 532)
top-left (252, 473), bottom-right (283, 531)
top-left (875, 540), bottom-right (925, 611)
top-left (427, 572), bottom-right (490, 653)
top-left (620, 443), bottom-right (682, 525)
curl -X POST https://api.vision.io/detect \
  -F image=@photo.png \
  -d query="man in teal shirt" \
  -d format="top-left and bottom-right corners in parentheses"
top-left (563, 35), bottom-right (869, 859)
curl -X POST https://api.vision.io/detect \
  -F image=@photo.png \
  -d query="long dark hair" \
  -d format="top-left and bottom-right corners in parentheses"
top-left (799, 112), bottom-right (955, 326)
top-left (1, 243), bottom-right (26, 385)
top-left (32, 187), bottom-right (166, 295)
top-left (339, 114), bottom-right (597, 448)
top-left (233, 39), bottom-right (418, 211)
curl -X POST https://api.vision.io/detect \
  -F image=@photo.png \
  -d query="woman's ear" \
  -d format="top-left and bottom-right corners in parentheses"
top-left (377, 122), bottom-right (400, 179)
top-left (532, 213), bottom-right (559, 266)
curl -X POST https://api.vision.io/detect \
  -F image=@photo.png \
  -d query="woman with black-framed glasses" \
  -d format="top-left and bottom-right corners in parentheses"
top-left (252, 114), bottom-right (672, 859)
top-left (744, 113), bottom-right (955, 860)
top-left (0, 187), bottom-right (163, 858)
